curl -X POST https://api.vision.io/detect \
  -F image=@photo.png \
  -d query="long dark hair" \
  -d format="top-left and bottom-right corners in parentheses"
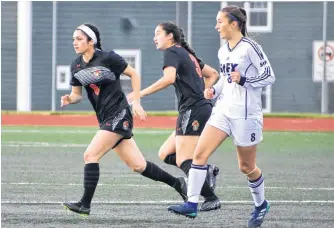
top-left (221, 5), bottom-right (248, 37)
top-left (159, 22), bottom-right (203, 64)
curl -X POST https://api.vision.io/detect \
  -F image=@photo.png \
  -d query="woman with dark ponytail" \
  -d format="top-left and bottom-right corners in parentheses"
top-left (178, 28), bottom-right (197, 59)
top-left (169, 5), bottom-right (275, 228)
top-left (62, 23), bottom-right (191, 215)
top-left (127, 22), bottom-right (222, 212)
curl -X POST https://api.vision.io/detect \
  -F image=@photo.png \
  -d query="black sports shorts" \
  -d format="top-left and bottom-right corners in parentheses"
top-left (176, 103), bottom-right (212, 136)
top-left (99, 107), bottom-right (133, 148)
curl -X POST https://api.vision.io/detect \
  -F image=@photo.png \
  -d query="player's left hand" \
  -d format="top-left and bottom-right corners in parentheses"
top-left (230, 69), bottom-right (241, 83)
top-left (132, 101), bottom-right (147, 122)
top-left (127, 91), bottom-right (144, 104)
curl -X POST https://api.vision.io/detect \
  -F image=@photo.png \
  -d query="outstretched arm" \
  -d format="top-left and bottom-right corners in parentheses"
top-left (140, 66), bottom-right (176, 97)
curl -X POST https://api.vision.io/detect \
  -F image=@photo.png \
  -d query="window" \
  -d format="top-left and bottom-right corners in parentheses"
top-left (56, 65), bottom-right (71, 90)
top-left (261, 85), bottom-right (272, 113)
top-left (244, 1), bottom-right (273, 33)
top-left (113, 49), bottom-right (141, 95)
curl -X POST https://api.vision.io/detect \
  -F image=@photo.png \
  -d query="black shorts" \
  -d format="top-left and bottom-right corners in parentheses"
top-left (100, 107), bottom-right (133, 140)
top-left (176, 103), bottom-right (212, 136)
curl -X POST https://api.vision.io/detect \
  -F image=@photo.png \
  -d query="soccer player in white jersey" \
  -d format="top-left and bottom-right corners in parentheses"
top-left (168, 5), bottom-right (275, 228)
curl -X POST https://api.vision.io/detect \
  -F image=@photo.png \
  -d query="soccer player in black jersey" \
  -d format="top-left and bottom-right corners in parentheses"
top-left (128, 22), bottom-right (221, 211)
top-left (61, 23), bottom-right (188, 215)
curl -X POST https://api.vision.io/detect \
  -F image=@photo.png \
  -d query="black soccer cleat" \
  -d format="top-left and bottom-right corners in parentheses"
top-left (174, 177), bottom-right (188, 202)
top-left (206, 164), bottom-right (220, 191)
top-left (199, 196), bottom-right (221, 212)
top-left (63, 201), bottom-right (90, 216)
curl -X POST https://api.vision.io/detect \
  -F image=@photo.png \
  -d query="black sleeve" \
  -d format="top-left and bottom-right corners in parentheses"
top-left (163, 49), bottom-right (179, 70)
top-left (70, 61), bottom-right (82, 86)
top-left (107, 51), bottom-right (128, 77)
top-left (197, 58), bottom-right (205, 70)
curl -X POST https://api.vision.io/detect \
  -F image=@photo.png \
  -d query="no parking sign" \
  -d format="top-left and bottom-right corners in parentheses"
top-left (313, 41), bottom-right (334, 82)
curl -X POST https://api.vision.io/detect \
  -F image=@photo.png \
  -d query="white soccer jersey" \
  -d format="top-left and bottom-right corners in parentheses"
top-left (212, 37), bottom-right (275, 119)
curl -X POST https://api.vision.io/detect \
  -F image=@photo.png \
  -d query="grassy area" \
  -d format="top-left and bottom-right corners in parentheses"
top-left (2, 126), bottom-right (334, 153)
top-left (2, 110), bottom-right (334, 118)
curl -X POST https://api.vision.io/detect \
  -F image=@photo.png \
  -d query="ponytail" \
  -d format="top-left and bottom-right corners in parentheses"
top-left (240, 21), bottom-right (248, 37)
top-left (179, 28), bottom-right (203, 66)
top-left (238, 8), bottom-right (248, 37)
top-left (95, 39), bottom-right (102, 51)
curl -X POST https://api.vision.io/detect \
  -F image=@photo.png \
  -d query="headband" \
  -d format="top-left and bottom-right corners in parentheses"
top-left (77, 25), bottom-right (97, 44)
top-left (228, 13), bottom-right (240, 24)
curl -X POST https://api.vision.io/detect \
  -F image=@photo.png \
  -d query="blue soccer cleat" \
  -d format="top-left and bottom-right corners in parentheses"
top-left (168, 202), bottom-right (198, 219)
top-left (248, 200), bottom-right (270, 228)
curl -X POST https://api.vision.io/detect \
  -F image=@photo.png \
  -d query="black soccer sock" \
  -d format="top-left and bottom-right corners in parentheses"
top-left (141, 161), bottom-right (178, 188)
top-left (164, 153), bottom-right (177, 166)
top-left (81, 163), bottom-right (100, 208)
top-left (180, 159), bottom-right (217, 199)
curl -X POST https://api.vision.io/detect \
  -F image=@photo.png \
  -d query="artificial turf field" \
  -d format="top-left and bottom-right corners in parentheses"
top-left (2, 126), bottom-right (334, 228)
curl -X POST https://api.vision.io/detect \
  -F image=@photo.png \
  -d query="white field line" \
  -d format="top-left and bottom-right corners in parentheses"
top-left (2, 142), bottom-right (88, 147)
top-left (1, 182), bottom-right (334, 191)
top-left (2, 129), bottom-right (333, 135)
top-left (2, 200), bottom-right (334, 205)
top-left (1, 129), bottom-right (172, 134)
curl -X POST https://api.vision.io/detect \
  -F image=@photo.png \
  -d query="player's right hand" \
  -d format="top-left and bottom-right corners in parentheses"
top-left (126, 92), bottom-right (134, 105)
top-left (60, 94), bottom-right (71, 107)
top-left (132, 102), bottom-right (147, 122)
top-left (204, 88), bottom-right (214, 99)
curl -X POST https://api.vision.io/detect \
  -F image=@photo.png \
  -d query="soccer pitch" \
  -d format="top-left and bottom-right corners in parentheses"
top-left (2, 126), bottom-right (334, 228)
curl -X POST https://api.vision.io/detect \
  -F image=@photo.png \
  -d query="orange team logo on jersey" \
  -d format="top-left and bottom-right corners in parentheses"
top-left (123, 121), bottom-right (129, 130)
top-left (89, 84), bottom-right (100, 96)
top-left (192, 120), bottom-right (200, 131)
top-left (93, 70), bottom-right (101, 77)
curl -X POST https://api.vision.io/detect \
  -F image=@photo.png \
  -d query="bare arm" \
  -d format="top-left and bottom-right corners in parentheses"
top-left (202, 64), bottom-right (219, 89)
top-left (69, 86), bottom-right (83, 103)
top-left (61, 86), bottom-right (83, 107)
top-left (141, 66), bottom-right (176, 97)
top-left (122, 64), bottom-right (147, 121)
top-left (122, 65), bottom-right (141, 104)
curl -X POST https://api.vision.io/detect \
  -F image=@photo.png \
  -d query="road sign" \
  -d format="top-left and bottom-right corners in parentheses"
top-left (313, 41), bottom-right (334, 82)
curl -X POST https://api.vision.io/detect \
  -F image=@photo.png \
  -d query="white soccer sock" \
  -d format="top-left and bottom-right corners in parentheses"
top-left (248, 173), bottom-right (265, 207)
top-left (187, 164), bottom-right (208, 203)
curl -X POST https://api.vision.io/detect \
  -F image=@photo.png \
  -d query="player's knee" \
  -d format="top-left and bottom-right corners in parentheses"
top-left (83, 152), bottom-right (98, 163)
top-left (131, 164), bottom-right (146, 173)
top-left (193, 151), bottom-right (208, 163)
top-left (239, 162), bottom-right (255, 174)
top-left (158, 148), bottom-right (168, 161)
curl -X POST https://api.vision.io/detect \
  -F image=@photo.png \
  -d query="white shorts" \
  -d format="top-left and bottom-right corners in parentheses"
top-left (207, 108), bottom-right (263, 147)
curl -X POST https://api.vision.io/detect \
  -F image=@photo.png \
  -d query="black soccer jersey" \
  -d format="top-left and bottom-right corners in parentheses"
top-left (70, 49), bottom-right (129, 124)
top-left (163, 45), bottom-right (210, 112)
